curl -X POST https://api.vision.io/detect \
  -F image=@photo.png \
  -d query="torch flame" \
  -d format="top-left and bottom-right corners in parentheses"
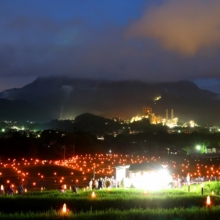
top-left (207, 196), bottom-right (211, 205)
top-left (62, 203), bottom-right (66, 213)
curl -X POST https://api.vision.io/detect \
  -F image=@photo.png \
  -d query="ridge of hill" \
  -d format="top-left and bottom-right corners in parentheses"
top-left (0, 76), bottom-right (219, 125)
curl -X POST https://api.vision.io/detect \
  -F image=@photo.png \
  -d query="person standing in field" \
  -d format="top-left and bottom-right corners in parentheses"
top-left (7, 184), bottom-right (14, 195)
top-left (98, 178), bottom-right (103, 189)
top-left (18, 183), bottom-right (24, 194)
top-left (89, 179), bottom-right (93, 190)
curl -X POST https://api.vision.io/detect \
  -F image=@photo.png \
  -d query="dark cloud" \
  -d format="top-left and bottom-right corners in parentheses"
top-left (125, 0), bottom-right (220, 56)
top-left (1, 0), bottom-right (220, 92)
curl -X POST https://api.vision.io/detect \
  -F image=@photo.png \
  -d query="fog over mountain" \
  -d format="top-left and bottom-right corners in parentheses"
top-left (0, 76), bottom-right (219, 125)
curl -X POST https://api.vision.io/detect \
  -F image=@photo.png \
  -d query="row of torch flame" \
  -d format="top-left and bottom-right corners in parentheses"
top-left (1, 155), bottom-right (220, 191)
top-left (60, 192), bottom-right (212, 214)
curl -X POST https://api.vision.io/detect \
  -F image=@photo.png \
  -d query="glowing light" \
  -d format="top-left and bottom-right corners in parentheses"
top-left (154, 96), bottom-right (161, 101)
top-left (144, 189), bottom-right (148, 194)
top-left (91, 191), bottom-right (96, 198)
top-left (196, 145), bottom-right (201, 150)
top-left (206, 196), bottom-right (211, 205)
top-left (130, 169), bottom-right (172, 191)
top-left (62, 203), bottom-right (67, 213)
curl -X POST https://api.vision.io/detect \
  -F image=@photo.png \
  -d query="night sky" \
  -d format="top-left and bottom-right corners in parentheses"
top-left (1, 0), bottom-right (220, 93)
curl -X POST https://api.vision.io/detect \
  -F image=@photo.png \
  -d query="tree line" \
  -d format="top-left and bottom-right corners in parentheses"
top-left (0, 128), bottom-right (219, 159)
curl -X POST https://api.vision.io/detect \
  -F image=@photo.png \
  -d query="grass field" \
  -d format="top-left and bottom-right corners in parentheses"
top-left (0, 184), bottom-right (220, 219)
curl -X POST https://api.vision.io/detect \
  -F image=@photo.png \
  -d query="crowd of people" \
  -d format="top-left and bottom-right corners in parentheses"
top-left (59, 184), bottom-right (78, 193)
top-left (171, 175), bottom-right (217, 188)
top-left (89, 176), bottom-right (116, 189)
top-left (0, 183), bottom-right (24, 195)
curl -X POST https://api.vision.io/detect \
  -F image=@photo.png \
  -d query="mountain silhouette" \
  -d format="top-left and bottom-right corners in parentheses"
top-left (0, 76), bottom-right (219, 125)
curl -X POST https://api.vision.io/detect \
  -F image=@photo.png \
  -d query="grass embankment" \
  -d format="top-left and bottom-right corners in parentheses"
top-left (1, 181), bottom-right (220, 219)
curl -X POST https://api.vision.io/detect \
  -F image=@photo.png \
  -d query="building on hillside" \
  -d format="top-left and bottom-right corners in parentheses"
top-left (130, 106), bottom-right (163, 124)
top-left (190, 146), bottom-right (220, 158)
top-left (182, 120), bottom-right (198, 128)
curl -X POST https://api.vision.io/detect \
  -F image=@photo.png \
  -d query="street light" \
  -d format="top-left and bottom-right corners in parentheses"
top-left (196, 144), bottom-right (207, 154)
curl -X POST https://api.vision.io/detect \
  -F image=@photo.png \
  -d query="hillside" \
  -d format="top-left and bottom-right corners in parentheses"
top-left (0, 77), bottom-right (219, 125)
top-left (0, 98), bottom-right (51, 122)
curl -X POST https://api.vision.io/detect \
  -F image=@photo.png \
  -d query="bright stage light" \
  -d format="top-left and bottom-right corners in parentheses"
top-left (130, 169), bottom-right (172, 191)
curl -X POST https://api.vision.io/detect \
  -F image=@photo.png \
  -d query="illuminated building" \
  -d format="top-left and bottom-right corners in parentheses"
top-left (130, 106), bottom-right (162, 124)
top-left (182, 120), bottom-right (198, 128)
top-left (130, 107), bottom-right (179, 127)
top-left (150, 114), bottom-right (163, 124)
top-left (164, 109), bottom-right (178, 127)
top-left (143, 106), bottom-right (152, 115)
